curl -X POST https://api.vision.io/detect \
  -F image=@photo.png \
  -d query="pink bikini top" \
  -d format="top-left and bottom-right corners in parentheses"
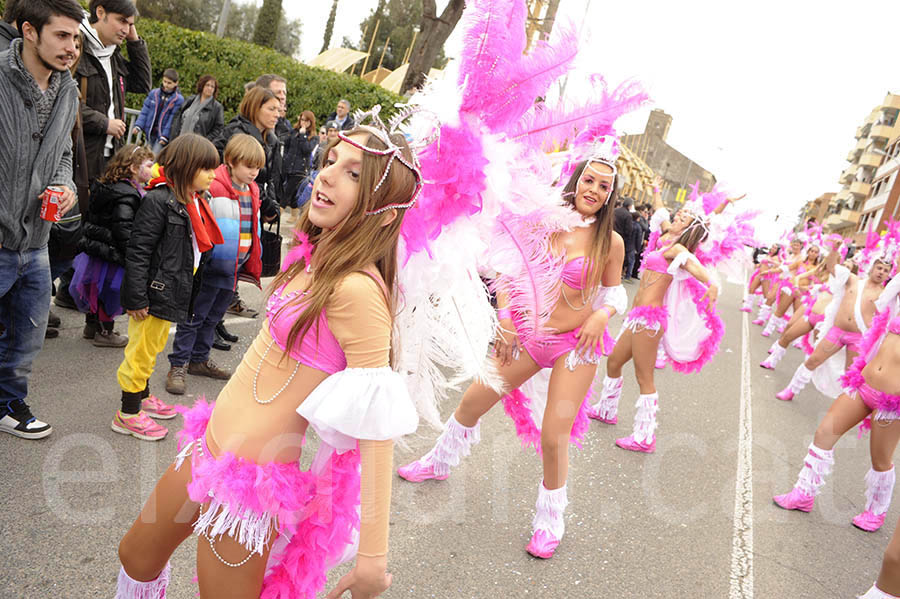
top-left (561, 257), bottom-right (588, 290)
top-left (266, 285), bottom-right (346, 375)
top-left (643, 249), bottom-right (669, 274)
top-left (264, 270), bottom-right (390, 375)
top-left (889, 316), bottom-right (900, 336)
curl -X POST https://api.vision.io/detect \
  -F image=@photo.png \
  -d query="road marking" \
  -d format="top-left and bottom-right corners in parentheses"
top-left (729, 311), bottom-right (754, 598)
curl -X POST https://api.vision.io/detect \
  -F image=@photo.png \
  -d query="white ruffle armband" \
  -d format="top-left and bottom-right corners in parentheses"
top-left (592, 284), bottom-right (627, 315)
top-left (297, 367), bottom-right (419, 453)
top-left (667, 250), bottom-right (699, 277)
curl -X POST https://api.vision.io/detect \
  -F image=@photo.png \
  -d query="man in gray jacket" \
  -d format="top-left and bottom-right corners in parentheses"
top-left (0, 0), bottom-right (83, 440)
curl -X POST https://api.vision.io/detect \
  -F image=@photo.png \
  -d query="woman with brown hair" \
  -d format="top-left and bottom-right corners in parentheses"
top-left (114, 114), bottom-right (422, 598)
top-left (282, 109), bottom-right (319, 222)
top-left (398, 144), bottom-right (628, 559)
top-left (170, 74), bottom-right (225, 142)
top-left (215, 86), bottom-right (282, 224)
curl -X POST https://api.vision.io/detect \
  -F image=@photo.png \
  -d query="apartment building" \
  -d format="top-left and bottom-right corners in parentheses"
top-left (824, 92), bottom-right (900, 242)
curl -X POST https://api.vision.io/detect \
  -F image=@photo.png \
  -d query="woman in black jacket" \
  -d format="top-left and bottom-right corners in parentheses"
top-left (282, 110), bottom-right (318, 222)
top-left (72, 145), bottom-right (155, 347)
top-left (169, 75), bottom-right (225, 143)
top-left (214, 86), bottom-right (281, 223)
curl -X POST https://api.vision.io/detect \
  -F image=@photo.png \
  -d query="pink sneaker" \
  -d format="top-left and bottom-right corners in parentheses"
top-left (525, 529), bottom-right (559, 559)
top-left (142, 395), bottom-right (177, 420)
top-left (740, 306), bottom-right (752, 313)
top-left (586, 405), bottom-right (617, 424)
top-left (615, 435), bottom-right (656, 453)
top-left (852, 510), bottom-right (886, 532)
top-left (752, 317), bottom-right (765, 326)
top-left (761, 328), bottom-right (772, 338)
top-left (775, 388), bottom-right (794, 401)
top-left (773, 487), bottom-right (814, 512)
top-left (397, 458), bottom-right (448, 482)
top-left (760, 357), bottom-right (776, 370)
top-left (655, 356), bottom-right (666, 370)
top-left (111, 411), bottom-right (168, 441)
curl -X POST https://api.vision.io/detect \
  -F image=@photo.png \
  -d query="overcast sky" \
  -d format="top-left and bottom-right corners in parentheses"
top-left (287, 0), bottom-right (900, 241)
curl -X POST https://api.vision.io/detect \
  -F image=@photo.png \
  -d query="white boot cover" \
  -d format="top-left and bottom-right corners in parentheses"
top-left (115, 562), bottom-right (171, 599)
top-left (426, 414), bottom-right (481, 477)
top-left (533, 481), bottom-right (568, 539)
top-left (632, 393), bottom-right (659, 444)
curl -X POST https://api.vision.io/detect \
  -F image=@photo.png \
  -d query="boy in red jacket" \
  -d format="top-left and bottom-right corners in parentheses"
top-left (165, 134), bottom-right (264, 395)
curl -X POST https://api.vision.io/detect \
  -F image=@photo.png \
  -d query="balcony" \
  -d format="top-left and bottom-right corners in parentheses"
top-left (884, 94), bottom-right (900, 111)
top-left (870, 124), bottom-right (895, 140)
top-left (848, 147), bottom-right (863, 162)
top-left (857, 137), bottom-right (869, 150)
top-left (850, 180), bottom-right (872, 197)
top-left (859, 152), bottom-right (884, 168)
top-left (824, 208), bottom-right (859, 230)
top-left (839, 165), bottom-right (857, 184)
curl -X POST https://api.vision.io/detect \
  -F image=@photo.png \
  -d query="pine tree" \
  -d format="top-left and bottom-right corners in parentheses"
top-left (252, 0), bottom-right (282, 48)
top-left (320, 0), bottom-right (339, 54)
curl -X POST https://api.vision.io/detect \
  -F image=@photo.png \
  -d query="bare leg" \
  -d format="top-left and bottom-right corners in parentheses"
top-left (196, 520), bottom-right (275, 598)
top-left (630, 328), bottom-right (660, 395)
top-left (875, 515), bottom-right (900, 594)
top-left (778, 317), bottom-right (812, 349)
top-left (455, 351), bottom-right (541, 427)
top-left (804, 338), bottom-right (844, 370)
top-left (870, 419), bottom-right (900, 472)
top-left (606, 327), bottom-right (634, 379)
top-left (813, 393), bottom-right (871, 451)
top-left (118, 460), bottom-right (200, 582)
top-left (541, 359), bottom-right (596, 489)
top-left (774, 292), bottom-right (793, 318)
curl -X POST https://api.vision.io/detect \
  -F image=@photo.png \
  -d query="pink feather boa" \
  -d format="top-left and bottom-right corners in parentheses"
top-left (840, 309), bottom-right (900, 415)
top-left (667, 278), bottom-right (725, 374)
top-left (500, 387), bottom-right (591, 455)
top-left (400, 123), bottom-right (487, 258)
top-left (175, 399), bottom-right (361, 599)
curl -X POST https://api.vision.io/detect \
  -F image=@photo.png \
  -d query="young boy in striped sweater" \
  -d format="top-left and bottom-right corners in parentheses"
top-left (165, 134), bottom-right (264, 395)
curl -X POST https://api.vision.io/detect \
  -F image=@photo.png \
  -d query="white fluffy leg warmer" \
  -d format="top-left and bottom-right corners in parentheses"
top-left (787, 364), bottom-right (814, 394)
top-left (795, 443), bottom-right (835, 497)
top-left (864, 466), bottom-right (896, 516)
top-left (115, 562), bottom-right (171, 599)
top-left (632, 393), bottom-right (659, 444)
top-left (592, 375), bottom-right (623, 420)
top-left (426, 414), bottom-right (481, 477)
top-left (532, 481), bottom-right (568, 539)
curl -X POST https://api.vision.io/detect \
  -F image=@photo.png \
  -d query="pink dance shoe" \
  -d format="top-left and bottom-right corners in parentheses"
top-left (615, 435), bottom-right (656, 454)
top-left (655, 356), bottom-right (667, 370)
top-left (773, 488), bottom-right (814, 512)
top-left (761, 328), bottom-right (772, 338)
top-left (397, 458), bottom-right (448, 483)
top-left (586, 404), bottom-right (617, 425)
top-left (852, 510), bottom-right (886, 532)
top-left (777, 323), bottom-right (787, 333)
top-left (751, 317), bottom-right (765, 326)
top-left (525, 529), bottom-right (560, 559)
top-left (759, 357), bottom-right (776, 370)
top-left (775, 388), bottom-right (794, 401)
top-left (740, 306), bottom-right (752, 313)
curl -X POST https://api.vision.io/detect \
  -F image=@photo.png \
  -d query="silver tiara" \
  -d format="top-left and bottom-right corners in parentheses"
top-left (336, 104), bottom-right (437, 216)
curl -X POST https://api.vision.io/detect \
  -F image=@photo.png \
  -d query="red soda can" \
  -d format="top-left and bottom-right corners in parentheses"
top-left (40, 186), bottom-right (64, 222)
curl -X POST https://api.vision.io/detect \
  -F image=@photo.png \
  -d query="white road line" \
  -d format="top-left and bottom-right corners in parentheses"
top-left (729, 311), bottom-right (754, 598)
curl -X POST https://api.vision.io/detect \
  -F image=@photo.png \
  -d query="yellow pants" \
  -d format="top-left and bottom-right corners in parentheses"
top-left (117, 315), bottom-right (171, 393)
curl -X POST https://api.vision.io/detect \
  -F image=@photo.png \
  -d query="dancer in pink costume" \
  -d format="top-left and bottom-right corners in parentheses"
top-left (753, 240), bottom-right (802, 326)
top-left (760, 242), bottom-right (823, 338)
top-left (774, 264), bottom-right (900, 533)
top-left (113, 110), bottom-right (428, 599)
top-left (775, 236), bottom-right (893, 402)
top-left (393, 0), bottom-right (648, 561)
top-left (741, 244), bottom-right (782, 315)
top-left (587, 187), bottom-right (756, 452)
top-left (860, 516), bottom-right (900, 597)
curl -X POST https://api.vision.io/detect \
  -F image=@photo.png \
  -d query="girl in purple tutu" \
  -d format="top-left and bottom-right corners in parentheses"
top-left (72, 145), bottom-right (155, 345)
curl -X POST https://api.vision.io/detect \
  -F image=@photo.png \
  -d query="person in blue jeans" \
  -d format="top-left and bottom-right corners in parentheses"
top-left (0, 0), bottom-right (84, 439)
top-left (165, 134), bottom-right (264, 395)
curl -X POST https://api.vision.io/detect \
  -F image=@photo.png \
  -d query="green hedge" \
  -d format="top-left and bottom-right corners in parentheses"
top-left (130, 19), bottom-right (404, 125)
top-left (0, 0), bottom-right (404, 125)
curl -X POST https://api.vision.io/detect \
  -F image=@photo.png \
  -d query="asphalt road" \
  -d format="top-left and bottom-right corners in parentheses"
top-left (1, 276), bottom-right (893, 598)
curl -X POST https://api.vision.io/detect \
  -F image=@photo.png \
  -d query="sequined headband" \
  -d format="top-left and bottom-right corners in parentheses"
top-left (336, 104), bottom-right (436, 216)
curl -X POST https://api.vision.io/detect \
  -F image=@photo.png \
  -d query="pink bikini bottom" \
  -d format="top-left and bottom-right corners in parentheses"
top-left (804, 307), bottom-right (824, 327)
top-left (511, 311), bottom-right (612, 369)
top-left (824, 325), bottom-right (863, 352)
top-left (855, 382), bottom-right (900, 421)
top-left (622, 305), bottom-right (669, 336)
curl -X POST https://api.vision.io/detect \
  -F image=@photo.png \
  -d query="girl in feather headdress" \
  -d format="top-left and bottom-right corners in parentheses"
top-left (114, 112), bottom-right (424, 599)
top-left (586, 188), bottom-right (751, 452)
top-left (398, 139), bottom-right (627, 560)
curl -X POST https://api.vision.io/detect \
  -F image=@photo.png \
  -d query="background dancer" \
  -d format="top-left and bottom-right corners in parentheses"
top-left (398, 149), bottom-right (627, 559)
top-left (761, 242), bottom-right (822, 338)
top-left (774, 262), bottom-right (900, 533)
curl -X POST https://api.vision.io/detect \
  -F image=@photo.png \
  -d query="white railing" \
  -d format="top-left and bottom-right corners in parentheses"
top-left (124, 108), bottom-right (141, 146)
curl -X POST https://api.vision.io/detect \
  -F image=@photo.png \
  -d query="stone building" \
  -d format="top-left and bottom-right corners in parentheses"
top-left (621, 109), bottom-right (716, 207)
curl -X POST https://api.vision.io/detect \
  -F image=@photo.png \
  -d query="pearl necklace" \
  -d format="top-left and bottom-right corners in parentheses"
top-left (253, 338), bottom-right (300, 405)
